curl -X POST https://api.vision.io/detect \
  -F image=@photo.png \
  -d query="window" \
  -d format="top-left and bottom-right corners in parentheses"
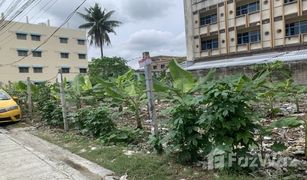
top-left (161, 64), bottom-right (166, 69)
top-left (236, 1), bottom-right (260, 16)
top-left (60, 37), bottom-right (68, 44)
top-left (32, 51), bottom-right (42, 57)
top-left (78, 54), bottom-right (86, 59)
top-left (60, 52), bottom-right (69, 59)
top-left (17, 50), bottom-right (28, 57)
top-left (16, 33), bottom-right (27, 40)
top-left (33, 67), bottom-right (43, 73)
top-left (237, 31), bottom-right (261, 44)
top-left (31, 35), bottom-right (41, 41)
top-left (201, 39), bottom-right (219, 51)
top-left (79, 68), bottom-right (87, 74)
top-left (284, 0), bottom-right (296, 4)
top-left (286, 20), bottom-right (307, 36)
top-left (61, 68), bottom-right (70, 74)
top-left (19, 67), bottom-right (29, 73)
top-left (0, 91), bottom-right (10, 100)
top-left (153, 65), bottom-right (157, 70)
top-left (78, 39), bottom-right (86, 45)
top-left (200, 14), bottom-right (217, 26)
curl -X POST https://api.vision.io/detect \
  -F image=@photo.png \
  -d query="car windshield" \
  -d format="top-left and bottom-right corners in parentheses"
top-left (0, 91), bottom-right (10, 100)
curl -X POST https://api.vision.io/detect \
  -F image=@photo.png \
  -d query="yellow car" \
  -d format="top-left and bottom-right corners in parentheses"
top-left (0, 89), bottom-right (21, 123)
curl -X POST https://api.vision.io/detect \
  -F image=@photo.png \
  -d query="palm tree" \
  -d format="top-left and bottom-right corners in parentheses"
top-left (78, 3), bottom-right (121, 58)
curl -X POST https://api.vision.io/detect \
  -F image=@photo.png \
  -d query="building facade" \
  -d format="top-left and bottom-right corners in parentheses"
top-left (184, 0), bottom-right (307, 62)
top-left (0, 21), bottom-right (88, 86)
top-left (138, 55), bottom-right (186, 72)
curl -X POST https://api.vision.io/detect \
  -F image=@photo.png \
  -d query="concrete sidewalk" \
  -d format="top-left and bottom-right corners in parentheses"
top-left (0, 128), bottom-right (114, 180)
top-left (0, 130), bottom-right (72, 180)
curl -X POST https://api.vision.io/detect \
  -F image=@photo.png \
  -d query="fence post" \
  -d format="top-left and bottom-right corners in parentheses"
top-left (143, 52), bottom-right (158, 136)
top-left (26, 77), bottom-right (33, 121)
top-left (58, 69), bottom-right (68, 132)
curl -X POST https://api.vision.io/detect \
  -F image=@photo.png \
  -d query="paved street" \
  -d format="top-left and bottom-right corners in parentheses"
top-left (0, 128), bottom-right (114, 180)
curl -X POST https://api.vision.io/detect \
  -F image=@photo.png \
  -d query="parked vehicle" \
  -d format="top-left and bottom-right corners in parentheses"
top-left (0, 89), bottom-right (21, 123)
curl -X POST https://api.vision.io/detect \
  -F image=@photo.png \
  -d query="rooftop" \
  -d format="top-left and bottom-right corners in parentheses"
top-left (185, 49), bottom-right (307, 71)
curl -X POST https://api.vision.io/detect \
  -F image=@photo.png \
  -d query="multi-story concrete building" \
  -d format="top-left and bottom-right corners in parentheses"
top-left (0, 21), bottom-right (88, 86)
top-left (184, 0), bottom-right (307, 62)
top-left (138, 55), bottom-right (186, 72)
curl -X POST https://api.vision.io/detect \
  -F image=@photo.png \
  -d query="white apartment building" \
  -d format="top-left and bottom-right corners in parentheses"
top-left (0, 21), bottom-right (88, 86)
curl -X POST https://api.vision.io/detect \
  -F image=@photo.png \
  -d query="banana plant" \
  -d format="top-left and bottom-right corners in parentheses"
top-left (66, 75), bottom-right (94, 109)
top-left (94, 70), bottom-right (146, 129)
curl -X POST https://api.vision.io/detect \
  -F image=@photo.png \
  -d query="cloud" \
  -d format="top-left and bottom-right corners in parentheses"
top-left (120, 0), bottom-right (174, 21)
top-left (122, 29), bottom-right (174, 51)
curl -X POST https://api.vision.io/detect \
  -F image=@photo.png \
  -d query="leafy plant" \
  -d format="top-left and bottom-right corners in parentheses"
top-left (88, 57), bottom-right (130, 81)
top-left (200, 76), bottom-right (258, 156)
top-left (35, 83), bottom-right (63, 126)
top-left (102, 128), bottom-right (145, 145)
top-left (66, 75), bottom-right (94, 109)
top-left (74, 106), bottom-right (115, 137)
top-left (155, 60), bottom-right (260, 164)
top-left (95, 70), bottom-right (146, 129)
top-left (253, 61), bottom-right (292, 118)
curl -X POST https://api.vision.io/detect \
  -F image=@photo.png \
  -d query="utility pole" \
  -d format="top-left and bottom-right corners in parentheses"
top-left (143, 52), bottom-right (158, 136)
top-left (26, 77), bottom-right (32, 121)
top-left (58, 69), bottom-right (68, 132)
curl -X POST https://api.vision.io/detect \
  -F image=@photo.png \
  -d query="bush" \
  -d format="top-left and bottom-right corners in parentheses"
top-left (201, 77), bottom-right (258, 156)
top-left (101, 128), bottom-right (145, 145)
top-left (35, 84), bottom-right (64, 126)
top-left (74, 106), bottom-right (115, 137)
top-left (167, 103), bottom-right (210, 163)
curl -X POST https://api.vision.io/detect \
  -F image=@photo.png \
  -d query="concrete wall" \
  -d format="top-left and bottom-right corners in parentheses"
top-left (0, 21), bottom-right (88, 85)
top-left (190, 60), bottom-right (307, 85)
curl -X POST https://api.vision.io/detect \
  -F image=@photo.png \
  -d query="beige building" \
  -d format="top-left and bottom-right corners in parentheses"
top-left (0, 21), bottom-right (88, 86)
top-left (184, 0), bottom-right (307, 62)
top-left (138, 55), bottom-right (186, 72)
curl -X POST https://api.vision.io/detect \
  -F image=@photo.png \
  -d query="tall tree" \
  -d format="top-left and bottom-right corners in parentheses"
top-left (78, 3), bottom-right (121, 58)
top-left (89, 56), bottom-right (130, 81)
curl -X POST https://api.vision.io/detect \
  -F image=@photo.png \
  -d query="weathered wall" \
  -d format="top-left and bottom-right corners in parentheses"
top-left (190, 60), bottom-right (307, 85)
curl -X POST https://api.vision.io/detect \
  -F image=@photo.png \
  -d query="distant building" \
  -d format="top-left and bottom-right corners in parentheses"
top-left (0, 21), bottom-right (88, 86)
top-left (184, 0), bottom-right (307, 63)
top-left (138, 55), bottom-right (186, 72)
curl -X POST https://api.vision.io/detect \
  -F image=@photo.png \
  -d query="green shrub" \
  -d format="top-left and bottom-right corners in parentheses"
top-left (36, 84), bottom-right (63, 126)
top-left (201, 77), bottom-right (258, 156)
top-left (74, 106), bottom-right (115, 137)
top-left (101, 128), bottom-right (145, 145)
top-left (167, 103), bottom-right (210, 163)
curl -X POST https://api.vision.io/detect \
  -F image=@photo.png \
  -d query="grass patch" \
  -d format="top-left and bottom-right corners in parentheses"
top-left (34, 130), bottom-right (259, 180)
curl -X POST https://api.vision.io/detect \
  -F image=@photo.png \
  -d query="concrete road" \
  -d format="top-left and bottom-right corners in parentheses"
top-left (0, 128), bottom-right (114, 180)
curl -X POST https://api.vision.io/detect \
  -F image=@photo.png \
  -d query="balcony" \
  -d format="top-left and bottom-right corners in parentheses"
top-left (284, 2), bottom-right (298, 16)
top-left (199, 26), bottom-right (209, 35)
top-left (237, 44), bottom-right (249, 52)
top-left (248, 11), bottom-right (260, 24)
top-left (285, 35), bottom-right (300, 45)
top-left (302, 34), bottom-right (307, 43)
top-left (236, 15), bottom-right (246, 27)
top-left (211, 49), bottom-right (220, 56)
top-left (210, 23), bottom-right (219, 32)
top-left (250, 42), bottom-right (262, 50)
top-left (303, 0), bottom-right (307, 11)
top-left (200, 50), bottom-right (211, 57)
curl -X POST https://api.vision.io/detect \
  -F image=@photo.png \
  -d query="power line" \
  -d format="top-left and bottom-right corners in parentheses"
top-left (0, 0), bottom-right (59, 45)
top-left (4, 0), bottom-right (88, 66)
top-left (0, 0), bottom-right (37, 37)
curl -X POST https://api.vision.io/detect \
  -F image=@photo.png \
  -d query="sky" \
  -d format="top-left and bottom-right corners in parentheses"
top-left (0, 0), bottom-right (187, 69)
